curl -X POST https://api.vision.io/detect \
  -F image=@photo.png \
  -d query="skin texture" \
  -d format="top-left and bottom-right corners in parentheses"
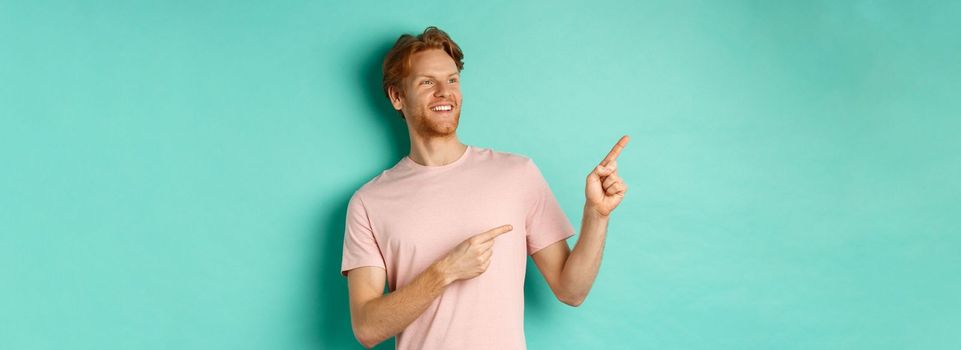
top-left (345, 48), bottom-right (630, 348)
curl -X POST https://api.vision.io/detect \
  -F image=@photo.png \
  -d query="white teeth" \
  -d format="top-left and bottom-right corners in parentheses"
top-left (431, 105), bottom-right (452, 111)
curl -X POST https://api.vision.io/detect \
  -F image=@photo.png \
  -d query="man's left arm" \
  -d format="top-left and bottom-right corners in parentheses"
top-left (532, 135), bottom-right (629, 307)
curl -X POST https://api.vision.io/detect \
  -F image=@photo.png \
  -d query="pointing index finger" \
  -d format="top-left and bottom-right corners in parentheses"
top-left (600, 135), bottom-right (630, 167)
top-left (479, 224), bottom-right (514, 242)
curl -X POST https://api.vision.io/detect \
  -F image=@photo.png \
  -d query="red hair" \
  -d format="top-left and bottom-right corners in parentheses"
top-left (382, 26), bottom-right (465, 119)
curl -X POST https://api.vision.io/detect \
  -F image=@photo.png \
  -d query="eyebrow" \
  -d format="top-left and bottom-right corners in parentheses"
top-left (413, 72), bottom-right (459, 79)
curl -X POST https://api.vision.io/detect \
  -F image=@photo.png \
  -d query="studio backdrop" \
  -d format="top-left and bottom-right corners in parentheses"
top-left (2, 1), bottom-right (959, 349)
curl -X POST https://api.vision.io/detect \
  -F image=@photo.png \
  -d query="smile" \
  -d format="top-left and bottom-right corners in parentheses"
top-left (430, 105), bottom-right (453, 112)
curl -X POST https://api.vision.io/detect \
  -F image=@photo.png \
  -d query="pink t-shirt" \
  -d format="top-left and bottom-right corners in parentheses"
top-left (340, 145), bottom-right (575, 349)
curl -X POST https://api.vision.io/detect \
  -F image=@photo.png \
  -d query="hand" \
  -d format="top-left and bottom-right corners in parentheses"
top-left (585, 135), bottom-right (630, 217)
top-left (437, 224), bottom-right (514, 283)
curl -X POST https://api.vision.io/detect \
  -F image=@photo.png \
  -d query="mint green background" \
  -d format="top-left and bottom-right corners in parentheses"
top-left (2, 1), bottom-right (960, 349)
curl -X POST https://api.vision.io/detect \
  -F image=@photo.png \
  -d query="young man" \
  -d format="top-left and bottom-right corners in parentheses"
top-left (340, 26), bottom-right (629, 349)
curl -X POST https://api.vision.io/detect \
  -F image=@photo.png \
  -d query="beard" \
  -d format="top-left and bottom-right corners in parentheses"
top-left (411, 107), bottom-right (460, 139)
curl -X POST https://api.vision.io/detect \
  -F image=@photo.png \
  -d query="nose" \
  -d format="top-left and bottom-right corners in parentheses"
top-left (434, 82), bottom-right (450, 98)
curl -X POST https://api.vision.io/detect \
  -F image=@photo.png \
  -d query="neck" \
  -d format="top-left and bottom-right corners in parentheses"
top-left (408, 134), bottom-right (467, 166)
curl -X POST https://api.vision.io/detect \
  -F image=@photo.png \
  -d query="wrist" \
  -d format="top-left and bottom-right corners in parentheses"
top-left (584, 203), bottom-right (610, 221)
top-left (430, 259), bottom-right (456, 286)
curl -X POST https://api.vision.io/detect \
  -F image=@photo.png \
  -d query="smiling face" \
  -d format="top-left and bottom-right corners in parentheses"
top-left (388, 49), bottom-right (462, 139)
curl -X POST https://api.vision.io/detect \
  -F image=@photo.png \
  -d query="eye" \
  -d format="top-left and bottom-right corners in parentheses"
top-left (449, 78), bottom-right (458, 83)
top-left (421, 80), bottom-right (433, 85)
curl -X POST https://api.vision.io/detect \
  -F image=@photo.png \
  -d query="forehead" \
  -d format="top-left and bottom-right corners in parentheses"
top-left (409, 49), bottom-right (458, 77)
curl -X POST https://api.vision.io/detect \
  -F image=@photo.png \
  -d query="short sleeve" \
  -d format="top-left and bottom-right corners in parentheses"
top-left (340, 192), bottom-right (387, 277)
top-left (524, 160), bottom-right (576, 255)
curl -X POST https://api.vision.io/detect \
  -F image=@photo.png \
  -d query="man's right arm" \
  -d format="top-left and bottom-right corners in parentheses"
top-left (346, 261), bottom-right (453, 349)
top-left (345, 224), bottom-right (513, 348)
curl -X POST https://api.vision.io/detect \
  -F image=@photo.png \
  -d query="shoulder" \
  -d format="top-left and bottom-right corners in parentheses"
top-left (350, 153), bottom-right (420, 199)
top-left (349, 167), bottom-right (397, 205)
top-left (352, 174), bottom-right (389, 203)
top-left (471, 146), bottom-right (553, 201)
top-left (470, 145), bottom-right (539, 173)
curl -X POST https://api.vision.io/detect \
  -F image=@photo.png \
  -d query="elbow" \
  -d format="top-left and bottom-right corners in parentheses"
top-left (351, 306), bottom-right (382, 348)
top-left (359, 339), bottom-right (377, 349)
top-left (357, 337), bottom-right (374, 349)
top-left (558, 292), bottom-right (586, 307)
top-left (352, 324), bottom-right (382, 349)
top-left (554, 281), bottom-right (588, 307)
top-left (354, 332), bottom-right (378, 349)
top-left (561, 297), bottom-right (585, 307)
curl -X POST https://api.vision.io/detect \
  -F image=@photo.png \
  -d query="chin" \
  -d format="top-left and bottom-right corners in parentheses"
top-left (428, 123), bottom-right (458, 136)
top-left (416, 112), bottom-right (460, 137)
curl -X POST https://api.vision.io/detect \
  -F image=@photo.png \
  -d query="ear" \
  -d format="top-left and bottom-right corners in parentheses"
top-left (388, 85), bottom-right (405, 111)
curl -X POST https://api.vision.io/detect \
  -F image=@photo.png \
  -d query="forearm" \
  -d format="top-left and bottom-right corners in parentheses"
top-left (560, 203), bottom-right (610, 304)
top-left (357, 261), bottom-right (453, 347)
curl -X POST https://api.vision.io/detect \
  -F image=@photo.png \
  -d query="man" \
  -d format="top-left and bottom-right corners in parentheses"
top-left (340, 26), bottom-right (628, 349)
